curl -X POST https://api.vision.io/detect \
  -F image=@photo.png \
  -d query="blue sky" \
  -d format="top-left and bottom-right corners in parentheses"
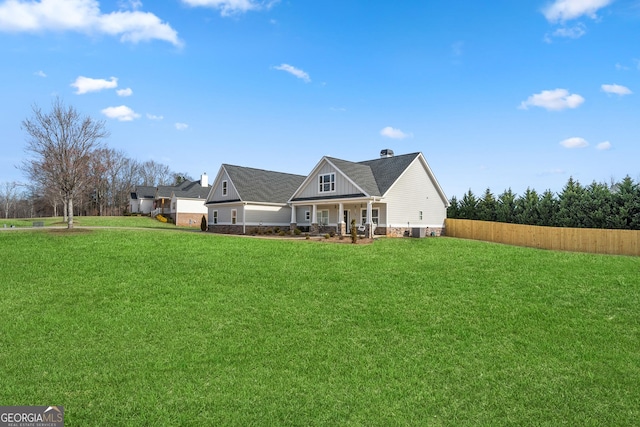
top-left (1, 0), bottom-right (638, 199)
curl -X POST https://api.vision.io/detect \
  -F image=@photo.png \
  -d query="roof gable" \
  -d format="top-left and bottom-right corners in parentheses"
top-left (291, 152), bottom-right (423, 201)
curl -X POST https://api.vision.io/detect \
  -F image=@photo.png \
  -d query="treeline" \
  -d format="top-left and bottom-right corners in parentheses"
top-left (1, 153), bottom-right (189, 219)
top-left (2, 99), bottom-right (191, 221)
top-left (447, 176), bottom-right (640, 230)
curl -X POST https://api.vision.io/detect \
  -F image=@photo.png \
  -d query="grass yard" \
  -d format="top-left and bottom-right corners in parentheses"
top-left (0, 229), bottom-right (638, 426)
top-left (0, 215), bottom-right (176, 229)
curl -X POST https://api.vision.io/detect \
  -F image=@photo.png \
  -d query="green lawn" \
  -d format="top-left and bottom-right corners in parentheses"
top-left (1, 229), bottom-right (638, 426)
top-left (1, 215), bottom-right (176, 229)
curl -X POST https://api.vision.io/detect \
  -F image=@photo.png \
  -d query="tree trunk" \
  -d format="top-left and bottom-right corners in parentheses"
top-left (67, 198), bottom-right (74, 229)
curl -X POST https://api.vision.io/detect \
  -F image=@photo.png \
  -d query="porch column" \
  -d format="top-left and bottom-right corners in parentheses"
top-left (338, 202), bottom-right (345, 235)
top-left (311, 204), bottom-right (318, 235)
top-left (290, 204), bottom-right (297, 234)
top-left (366, 201), bottom-right (373, 238)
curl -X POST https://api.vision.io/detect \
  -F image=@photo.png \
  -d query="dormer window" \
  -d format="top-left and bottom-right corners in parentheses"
top-left (319, 173), bottom-right (335, 193)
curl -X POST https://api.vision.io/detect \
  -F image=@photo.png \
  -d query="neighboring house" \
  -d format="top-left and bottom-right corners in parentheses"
top-left (169, 174), bottom-right (211, 226)
top-left (205, 164), bottom-right (305, 234)
top-left (129, 185), bottom-right (156, 215)
top-left (288, 150), bottom-right (449, 237)
top-left (130, 173), bottom-right (210, 226)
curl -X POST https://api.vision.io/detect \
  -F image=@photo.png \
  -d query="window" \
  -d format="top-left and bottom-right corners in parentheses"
top-left (319, 173), bottom-right (335, 193)
top-left (212, 210), bottom-right (218, 224)
top-left (231, 209), bottom-right (237, 225)
top-left (419, 211), bottom-right (423, 220)
top-left (361, 208), bottom-right (379, 225)
top-left (222, 180), bottom-right (228, 196)
top-left (305, 210), bottom-right (310, 221)
top-left (318, 210), bottom-right (329, 225)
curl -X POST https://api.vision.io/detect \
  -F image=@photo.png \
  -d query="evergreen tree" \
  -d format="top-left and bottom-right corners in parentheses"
top-left (447, 196), bottom-right (460, 219)
top-left (611, 176), bottom-right (640, 230)
top-left (515, 188), bottom-right (540, 225)
top-left (557, 177), bottom-right (587, 228)
top-left (583, 181), bottom-right (613, 229)
top-left (459, 189), bottom-right (478, 219)
top-left (476, 188), bottom-right (497, 221)
top-left (496, 188), bottom-right (517, 223)
top-left (538, 189), bottom-right (558, 227)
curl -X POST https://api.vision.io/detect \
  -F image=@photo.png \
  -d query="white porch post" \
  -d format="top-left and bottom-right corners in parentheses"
top-left (290, 205), bottom-right (296, 223)
top-left (366, 200), bottom-right (373, 238)
top-left (311, 204), bottom-right (317, 224)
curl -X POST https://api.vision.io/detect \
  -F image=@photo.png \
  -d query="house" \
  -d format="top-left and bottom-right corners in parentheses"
top-left (288, 150), bottom-right (449, 237)
top-left (167, 174), bottom-right (211, 226)
top-left (129, 185), bottom-right (156, 215)
top-left (130, 173), bottom-right (210, 226)
top-left (205, 164), bottom-right (305, 234)
top-left (205, 150), bottom-right (448, 237)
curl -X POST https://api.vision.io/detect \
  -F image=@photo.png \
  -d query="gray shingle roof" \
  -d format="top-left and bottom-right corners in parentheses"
top-left (325, 152), bottom-right (420, 197)
top-left (131, 185), bottom-right (156, 199)
top-left (223, 164), bottom-right (306, 204)
top-left (155, 179), bottom-right (210, 199)
top-left (172, 180), bottom-right (210, 199)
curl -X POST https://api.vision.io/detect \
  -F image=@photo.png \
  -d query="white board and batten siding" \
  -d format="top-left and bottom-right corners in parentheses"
top-left (244, 205), bottom-right (291, 226)
top-left (296, 161), bottom-right (361, 199)
top-left (209, 169), bottom-right (240, 202)
top-left (384, 157), bottom-right (447, 228)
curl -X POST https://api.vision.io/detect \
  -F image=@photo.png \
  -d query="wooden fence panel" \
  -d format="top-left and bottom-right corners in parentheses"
top-left (444, 219), bottom-right (640, 256)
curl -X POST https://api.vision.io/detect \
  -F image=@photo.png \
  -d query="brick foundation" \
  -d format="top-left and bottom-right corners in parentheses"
top-left (176, 213), bottom-right (207, 227)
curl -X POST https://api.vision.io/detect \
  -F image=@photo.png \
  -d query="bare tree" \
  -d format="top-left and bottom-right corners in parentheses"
top-left (0, 181), bottom-right (21, 219)
top-left (21, 98), bottom-right (109, 228)
top-left (139, 160), bottom-right (172, 186)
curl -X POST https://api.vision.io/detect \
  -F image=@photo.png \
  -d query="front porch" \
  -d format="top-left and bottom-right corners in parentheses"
top-left (289, 199), bottom-right (385, 238)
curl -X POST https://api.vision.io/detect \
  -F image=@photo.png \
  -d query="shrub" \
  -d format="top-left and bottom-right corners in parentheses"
top-left (294, 228), bottom-right (302, 235)
top-left (200, 215), bottom-right (207, 232)
top-left (329, 231), bottom-right (336, 237)
top-left (350, 219), bottom-right (357, 243)
top-left (278, 231), bottom-right (286, 236)
top-left (324, 234), bottom-right (330, 239)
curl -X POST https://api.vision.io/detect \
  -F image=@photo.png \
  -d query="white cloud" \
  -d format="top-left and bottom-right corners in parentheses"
top-left (181, 0), bottom-right (277, 16)
top-left (0, 0), bottom-right (181, 46)
top-left (175, 122), bottom-right (188, 130)
top-left (34, 70), bottom-right (46, 77)
top-left (519, 88), bottom-right (585, 111)
top-left (550, 23), bottom-right (586, 39)
top-left (273, 64), bottom-right (310, 83)
top-left (543, 0), bottom-right (613, 23)
top-left (601, 84), bottom-right (632, 96)
top-left (560, 137), bottom-right (589, 148)
top-left (596, 141), bottom-right (612, 150)
top-left (101, 105), bottom-right (140, 121)
top-left (71, 76), bottom-right (118, 94)
top-left (146, 113), bottom-right (163, 120)
top-left (116, 87), bottom-right (133, 97)
top-left (380, 126), bottom-right (412, 140)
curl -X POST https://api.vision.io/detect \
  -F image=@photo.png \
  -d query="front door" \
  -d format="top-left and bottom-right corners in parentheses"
top-left (343, 210), bottom-right (351, 231)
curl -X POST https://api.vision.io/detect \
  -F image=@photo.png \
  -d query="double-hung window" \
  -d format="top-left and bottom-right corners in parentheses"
top-left (318, 210), bottom-right (329, 225)
top-left (212, 210), bottom-right (218, 224)
top-left (319, 173), bottom-right (335, 193)
top-left (361, 208), bottom-right (379, 225)
top-left (222, 180), bottom-right (228, 196)
top-left (231, 209), bottom-right (237, 225)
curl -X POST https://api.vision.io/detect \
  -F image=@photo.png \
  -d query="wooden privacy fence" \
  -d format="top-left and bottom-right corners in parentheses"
top-left (444, 219), bottom-right (640, 256)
